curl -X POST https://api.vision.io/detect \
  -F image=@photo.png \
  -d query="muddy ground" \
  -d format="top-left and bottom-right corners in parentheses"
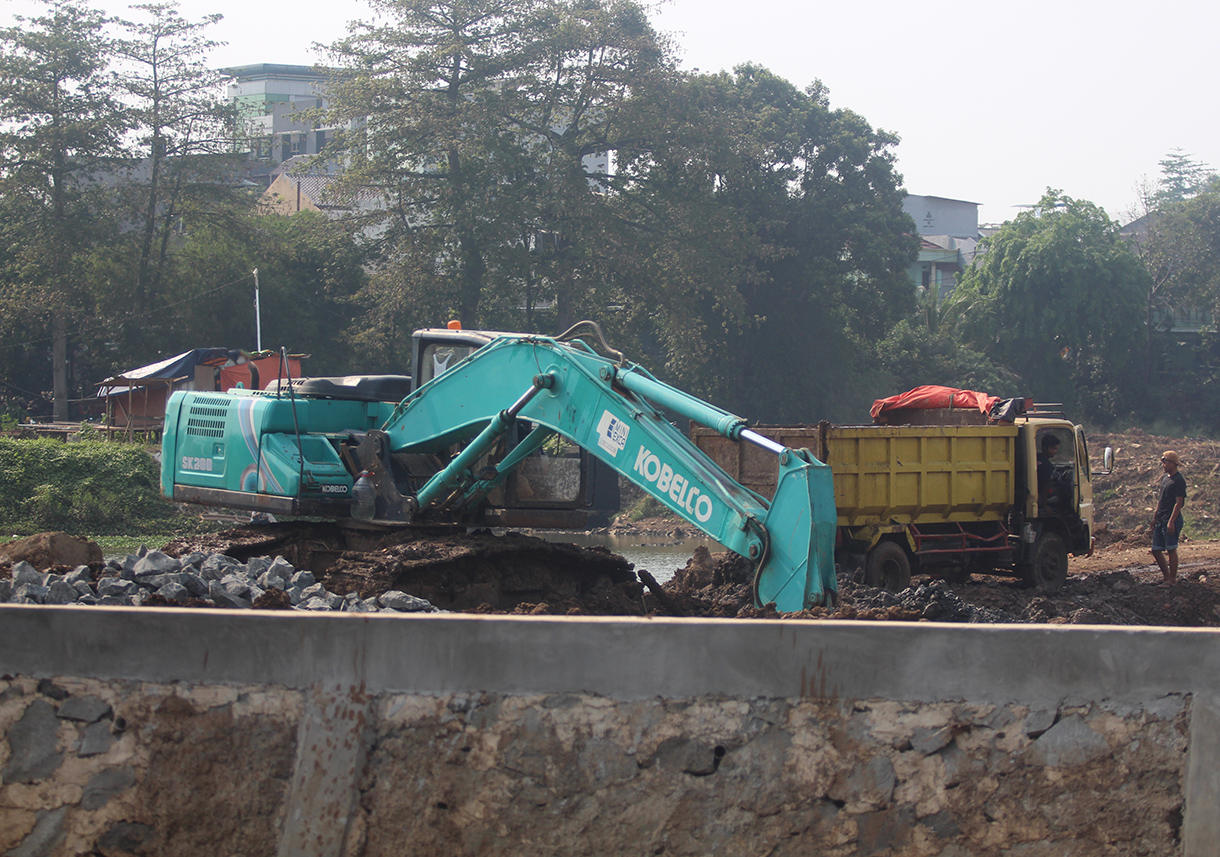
top-left (152, 424), bottom-right (1220, 627)
top-left (148, 516), bottom-right (1220, 627)
top-left (6, 428), bottom-right (1218, 627)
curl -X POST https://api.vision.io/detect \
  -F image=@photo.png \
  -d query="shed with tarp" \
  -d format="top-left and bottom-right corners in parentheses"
top-left (96, 349), bottom-right (306, 438)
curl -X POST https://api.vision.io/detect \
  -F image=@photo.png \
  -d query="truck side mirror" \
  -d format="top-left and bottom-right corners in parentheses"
top-left (1099, 447), bottom-right (1114, 475)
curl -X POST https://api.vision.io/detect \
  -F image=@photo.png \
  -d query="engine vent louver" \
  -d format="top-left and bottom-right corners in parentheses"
top-left (185, 396), bottom-right (231, 438)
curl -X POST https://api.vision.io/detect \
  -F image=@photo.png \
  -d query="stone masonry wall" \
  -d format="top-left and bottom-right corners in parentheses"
top-left (0, 676), bottom-right (300, 857)
top-left (0, 673), bottom-right (1190, 856)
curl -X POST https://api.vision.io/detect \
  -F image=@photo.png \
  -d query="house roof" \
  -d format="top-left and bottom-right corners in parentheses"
top-left (98, 348), bottom-right (231, 392)
top-left (218, 63), bottom-right (332, 80)
top-left (262, 170), bottom-right (385, 210)
top-left (98, 348), bottom-right (310, 397)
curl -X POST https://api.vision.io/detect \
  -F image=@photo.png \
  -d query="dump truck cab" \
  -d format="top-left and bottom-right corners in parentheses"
top-left (1011, 414), bottom-right (1098, 587)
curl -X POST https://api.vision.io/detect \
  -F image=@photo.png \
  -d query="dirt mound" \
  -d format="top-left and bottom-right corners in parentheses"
top-left (647, 545), bottom-right (758, 617)
top-left (0, 532), bottom-right (103, 569)
top-left (1090, 428), bottom-right (1220, 537)
top-left (319, 531), bottom-right (644, 615)
top-left (13, 516), bottom-right (1220, 626)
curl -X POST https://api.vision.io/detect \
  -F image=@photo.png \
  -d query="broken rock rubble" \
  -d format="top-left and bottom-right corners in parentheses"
top-left (0, 547), bottom-right (442, 614)
top-left (847, 581), bottom-right (1014, 623)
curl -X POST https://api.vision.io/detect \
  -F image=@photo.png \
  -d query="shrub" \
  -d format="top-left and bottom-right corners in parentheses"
top-left (0, 438), bottom-right (179, 536)
top-left (627, 494), bottom-right (669, 522)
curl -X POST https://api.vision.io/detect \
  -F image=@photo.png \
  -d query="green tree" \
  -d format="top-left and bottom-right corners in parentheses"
top-left (0, 0), bottom-right (126, 419)
top-left (324, 0), bottom-right (676, 346)
top-left (491, 0), bottom-right (674, 330)
top-left (325, 0), bottom-right (544, 332)
top-left (946, 190), bottom-right (1147, 419)
top-left (871, 318), bottom-right (1016, 398)
top-left (615, 66), bottom-right (917, 421)
top-left (113, 1), bottom-right (238, 330)
top-left (1155, 149), bottom-right (1212, 206)
top-left (1123, 152), bottom-right (1220, 410)
top-left (244, 213), bottom-right (369, 375)
top-left (323, 4), bottom-right (914, 421)
top-left (1125, 183), bottom-right (1207, 390)
top-left (157, 211), bottom-right (368, 374)
top-left (1143, 180), bottom-right (1220, 427)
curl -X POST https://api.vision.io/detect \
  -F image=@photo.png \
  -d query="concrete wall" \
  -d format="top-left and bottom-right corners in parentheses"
top-left (1, 605), bottom-right (1217, 856)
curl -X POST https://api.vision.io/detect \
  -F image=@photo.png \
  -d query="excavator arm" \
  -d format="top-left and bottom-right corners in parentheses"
top-left (162, 330), bottom-right (837, 610)
top-left (377, 332), bottom-right (837, 609)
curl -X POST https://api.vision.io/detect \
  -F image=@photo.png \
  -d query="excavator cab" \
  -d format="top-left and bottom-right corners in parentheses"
top-left (410, 327), bottom-right (619, 527)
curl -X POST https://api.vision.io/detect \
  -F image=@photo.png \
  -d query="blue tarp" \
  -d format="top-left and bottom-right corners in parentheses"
top-left (97, 348), bottom-right (230, 396)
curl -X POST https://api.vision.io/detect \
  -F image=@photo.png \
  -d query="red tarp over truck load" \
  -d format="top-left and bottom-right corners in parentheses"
top-left (870, 385), bottom-right (1030, 425)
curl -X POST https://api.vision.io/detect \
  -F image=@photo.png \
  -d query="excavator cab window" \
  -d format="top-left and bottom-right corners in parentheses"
top-left (507, 420), bottom-right (583, 505)
top-left (418, 343), bottom-right (477, 386)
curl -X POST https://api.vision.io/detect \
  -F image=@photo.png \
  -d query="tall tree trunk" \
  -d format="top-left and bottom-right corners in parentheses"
top-left (51, 163), bottom-right (70, 422)
top-left (52, 314), bottom-right (68, 421)
top-left (458, 227), bottom-right (486, 326)
top-left (1144, 295), bottom-right (1155, 388)
top-left (448, 140), bottom-right (485, 326)
top-left (134, 160), bottom-right (159, 319)
top-left (134, 124), bottom-right (165, 321)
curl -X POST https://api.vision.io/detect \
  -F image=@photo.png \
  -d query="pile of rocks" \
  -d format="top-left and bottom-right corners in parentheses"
top-left (0, 548), bottom-right (441, 614)
top-left (847, 580), bottom-right (1015, 624)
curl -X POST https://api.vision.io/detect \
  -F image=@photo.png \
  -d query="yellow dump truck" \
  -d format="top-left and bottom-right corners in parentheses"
top-left (691, 411), bottom-right (1110, 592)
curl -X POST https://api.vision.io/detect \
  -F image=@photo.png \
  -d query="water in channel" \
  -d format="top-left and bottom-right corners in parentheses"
top-left (530, 530), bottom-right (723, 585)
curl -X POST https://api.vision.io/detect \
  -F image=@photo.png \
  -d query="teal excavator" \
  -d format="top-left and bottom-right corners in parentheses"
top-left (161, 323), bottom-right (838, 611)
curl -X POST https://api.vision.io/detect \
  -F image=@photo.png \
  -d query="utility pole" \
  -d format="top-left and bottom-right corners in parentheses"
top-left (253, 268), bottom-right (262, 352)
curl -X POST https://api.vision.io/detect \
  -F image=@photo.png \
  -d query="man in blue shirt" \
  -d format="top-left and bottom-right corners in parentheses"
top-left (1151, 451), bottom-right (1187, 585)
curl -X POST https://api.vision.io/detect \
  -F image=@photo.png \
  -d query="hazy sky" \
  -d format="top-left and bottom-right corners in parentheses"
top-left (4, 0), bottom-right (1216, 225)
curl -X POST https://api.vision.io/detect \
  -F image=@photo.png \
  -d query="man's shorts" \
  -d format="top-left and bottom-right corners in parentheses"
top-left (1152, 515), bottom-right (1183, 552)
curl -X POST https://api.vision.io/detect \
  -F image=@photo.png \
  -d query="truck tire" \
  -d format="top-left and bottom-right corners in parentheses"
top-left (1023, 532), bottom-right (1068, 592)
top-left (865, 541), bottom-right (912, 592)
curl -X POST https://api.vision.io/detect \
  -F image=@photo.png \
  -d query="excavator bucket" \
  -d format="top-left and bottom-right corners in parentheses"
top-left (756, 450), bottom-right (838, 611)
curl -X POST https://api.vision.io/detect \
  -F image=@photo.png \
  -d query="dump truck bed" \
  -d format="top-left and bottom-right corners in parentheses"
top-left (691, 423), bottom-right (1018, 528)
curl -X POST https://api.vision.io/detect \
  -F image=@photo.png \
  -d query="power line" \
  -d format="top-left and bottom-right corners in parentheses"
top-left (0, 375), bottom-right (48, 401)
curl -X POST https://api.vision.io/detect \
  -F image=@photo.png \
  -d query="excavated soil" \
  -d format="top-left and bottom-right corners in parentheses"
top-left (153, 518), bottom-right (1220, 626)
top-left (162, 523), bottom-right (647, 616)
top-left (9, 427), bottom-right (1213, 626)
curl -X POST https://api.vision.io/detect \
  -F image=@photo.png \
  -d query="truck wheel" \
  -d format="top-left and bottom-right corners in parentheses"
top-left (1023, 532), bottom-right (1068, 591)
top-left (865, 542), bottom-right (912, 592)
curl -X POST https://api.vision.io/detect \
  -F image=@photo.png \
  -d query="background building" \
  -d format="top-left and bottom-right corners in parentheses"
top-left (902, 194), bottom-right (981, 302)
top-left (221, 63), bottom-right (339, 180)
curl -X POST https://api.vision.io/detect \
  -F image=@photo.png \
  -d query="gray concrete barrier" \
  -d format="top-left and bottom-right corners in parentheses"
top-left (0, 605), bottom-right (1215, 856)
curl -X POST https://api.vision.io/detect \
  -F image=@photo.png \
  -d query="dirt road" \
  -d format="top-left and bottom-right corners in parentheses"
top-left (154, 420), bottom-right (1220, 628)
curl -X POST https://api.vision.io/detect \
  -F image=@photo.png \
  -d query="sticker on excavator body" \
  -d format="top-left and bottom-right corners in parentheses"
top-left (596, 410), bottom-right (630, 456)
